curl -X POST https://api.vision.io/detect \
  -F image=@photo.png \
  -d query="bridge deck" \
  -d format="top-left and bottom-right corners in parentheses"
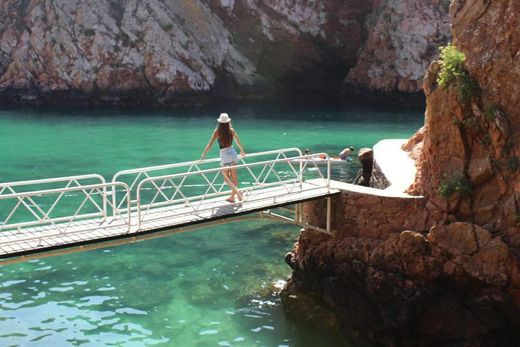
top-left (0, 180), bottom-right (338, 260)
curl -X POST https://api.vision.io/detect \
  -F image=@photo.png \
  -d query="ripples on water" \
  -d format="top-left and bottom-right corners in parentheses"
top-left (0, 222), bottom-right (349, 346)
top-left (0, 103), bottom-right (422, 346)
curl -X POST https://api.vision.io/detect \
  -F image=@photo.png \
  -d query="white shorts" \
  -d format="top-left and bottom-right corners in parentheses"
top-left (220, 147), bottom-right (238, 166)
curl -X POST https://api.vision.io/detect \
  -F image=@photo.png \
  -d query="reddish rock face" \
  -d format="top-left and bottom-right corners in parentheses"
top-left (0, 0), bottom-right (369, 105)
top-left (0, 0), bottom-right (450, 105)
top-left (344, 0), bottom-right (450, 98)
top-left (413, 0), bottom-right (520, 228)
top-left (283, 0), bottom-right (520, 344)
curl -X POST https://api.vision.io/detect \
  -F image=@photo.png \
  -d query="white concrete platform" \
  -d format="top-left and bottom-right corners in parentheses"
top-left (327, 180), bottom-right (423, 199)
top-left (372, 139), bottom-right (417, 193)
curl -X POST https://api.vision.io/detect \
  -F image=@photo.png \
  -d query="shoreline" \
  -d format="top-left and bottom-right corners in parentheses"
top-left (0, 92), bottom-right (426, 113)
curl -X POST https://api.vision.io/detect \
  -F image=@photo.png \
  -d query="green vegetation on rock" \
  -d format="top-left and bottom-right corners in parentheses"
top-left (438, 174), bottom-right (472, 199)
top-left (438, 44), bottom-right (480, 105)
top-left (483, 104), bottom-right (498, 121)
top-left (508, 157), bottom-right (520, 172)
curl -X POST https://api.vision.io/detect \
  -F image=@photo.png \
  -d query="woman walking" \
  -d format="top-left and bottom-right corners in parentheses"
top-left (200, 113), bottom-right (245, 202)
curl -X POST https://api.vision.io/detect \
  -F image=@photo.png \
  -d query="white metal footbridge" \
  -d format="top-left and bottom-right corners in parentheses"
top-left (0, 148), bottom-right (339, 263)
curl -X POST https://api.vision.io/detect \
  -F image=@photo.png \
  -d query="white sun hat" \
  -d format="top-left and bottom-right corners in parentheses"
top-left (217, 113), bottom-right (231, 123)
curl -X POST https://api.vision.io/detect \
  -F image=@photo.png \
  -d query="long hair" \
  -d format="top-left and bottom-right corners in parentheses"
top-left (217, 122), bottom-right (232, 148)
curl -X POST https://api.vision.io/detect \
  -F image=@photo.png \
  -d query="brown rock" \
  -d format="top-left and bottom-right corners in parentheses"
top-left (355, 148), bottom-right (374, 187)
top-left (345, 0), bottom-right (450, 95)
top-left (462, 237), bottom-right (511, 288)
top-left (358, 148), bottom-right (373, 162)
top-left (472, 183), bottom-right (500, 225)
top-left (507, 227), bottom-right (520, 248)
top-left (423, 60), bottom-right (442, 96)
top-left (284, 1), bottom-right (520, 344)
top-left (281, 279), bottom-right (340, 332)
top-left (0, 0), bottom-right (376, 105)
top-left (501, 193), bottom-right (520, 228)
top-left (403, 127), bottom-right (424, 152)
top-left (468, 157), bottom-right (493, 185)
top-left (427, 222), bottom-right (492, 257)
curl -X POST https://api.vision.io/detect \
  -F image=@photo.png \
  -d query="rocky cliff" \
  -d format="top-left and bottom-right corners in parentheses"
top-left (344, 0), bottom-right (450, 100)
top-left (0, 0), bottom-right (448, 106)
top-left (282, 0), bottom-right (520, 345)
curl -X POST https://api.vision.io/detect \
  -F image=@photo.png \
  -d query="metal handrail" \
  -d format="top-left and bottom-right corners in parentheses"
top-left (111, 148), bottom-right (302, 181)
top-left (110, 148), bottom-right (303, 213)
top-left (0, 182), bottom-right (131, 234)
top-left (137, 155), bottom-right (320, 185)
top-left (135, 153), bottom-right (330, 229)
top-left (0, 174), bottom-right (106, 189)
top-left (0, 148), bottom-right (330, 243)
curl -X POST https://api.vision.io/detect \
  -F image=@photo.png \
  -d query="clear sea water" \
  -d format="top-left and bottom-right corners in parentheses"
top-left (0, 101), bottom-right (423, 346)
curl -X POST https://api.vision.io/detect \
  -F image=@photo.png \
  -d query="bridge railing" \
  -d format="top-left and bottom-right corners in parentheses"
top-left (0, 174), bottom-right (106, 193)
top-left (0, 180), bottom-right (131, 239)
top-left (135, 153), bottom-right (330, 229)
top-left (0, 148), bottom-right (331, 238)
top-left (111, 148), bottom-right (303, 214)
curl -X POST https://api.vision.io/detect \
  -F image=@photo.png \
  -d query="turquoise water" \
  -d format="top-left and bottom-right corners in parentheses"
top-left (0, 102), bottom-right (423, 346)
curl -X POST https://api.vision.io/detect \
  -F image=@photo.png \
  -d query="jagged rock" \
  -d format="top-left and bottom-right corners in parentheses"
top-left (344, 0), bottom-right (450, 97)
top-left (369, 160), bottom-right (390, 189)
top-left (468, 157), bottom-right (493, 185)
top-left (409, 0), bottom-right (520, 227)
top-left (281, 279), bottom-right (340, 332)
top-left (0, 0), bottom-right (451, 105)
top-left (462, 237), bottom-right (513, 288)
top-left (451, 0), bottom-right (520, 125)
top-left (354, 147), bottom-right (373, 186)
top-left (284, 2), bottom-right (520, 342)
top-left (358, 148), bottom-right (373, 163)
top-left (428, 222), bottom-right (492, 257)
top-left (500, 194), bottom-right (520, 228)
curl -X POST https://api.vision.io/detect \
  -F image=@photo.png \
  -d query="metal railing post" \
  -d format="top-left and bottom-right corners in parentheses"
top-left (126, 186), bottom-right (132, 233)
top-left (102, 185), bottom-right (107, 222)
top-left (327, 155), bottom-right (331, 194)
top-left (136, 185), bottom-right (142, 231)
top-left (299, 157), bottom-right (303, 189)
top-left (112, 183), bottom-right (117, 218)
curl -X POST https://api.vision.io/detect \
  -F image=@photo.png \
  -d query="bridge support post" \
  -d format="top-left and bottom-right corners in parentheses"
top-left (261, 199), bottom-right (333, 236)
top-left (326, 197), bottom-right (331, 234)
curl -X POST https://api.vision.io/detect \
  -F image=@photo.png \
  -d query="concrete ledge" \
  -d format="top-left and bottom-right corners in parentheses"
top-left (328, 180), bottom-right (423, 199)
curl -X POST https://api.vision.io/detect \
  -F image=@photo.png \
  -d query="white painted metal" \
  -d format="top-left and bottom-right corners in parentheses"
top-left (111, 148), bottom-right (303, 213)
top-left (0, 181), bottom-right (131, 235)
top-left (262, 200), bottom-right (334, 236)
top-left (0, 174), bottom-right (105, 190)
top-left (0, 149), bottom-right (335, 259)
top-left (135, 152), bottom-right (330, 229)
top-left (0, 214), bottom-right (279, 266)
top-left (1, 175), bottom-right (105, 228)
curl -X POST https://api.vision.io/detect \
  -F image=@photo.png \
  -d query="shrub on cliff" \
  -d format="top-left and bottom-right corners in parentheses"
top-left (437, 44), bottom-right (479, 104)
top-left (438, 175), bottom-right (472, 199)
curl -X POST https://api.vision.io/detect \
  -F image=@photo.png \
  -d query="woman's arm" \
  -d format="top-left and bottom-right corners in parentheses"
top-left (201, 129), bottom-right (218, 160)
top-left (232, 129), bottom-right (245, 156)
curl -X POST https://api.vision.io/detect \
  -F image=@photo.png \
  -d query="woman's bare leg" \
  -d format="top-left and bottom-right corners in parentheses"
top-left (221, 167), bottom-right (238, 202)
top-left (230, 165), bottom-right (242, 200)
